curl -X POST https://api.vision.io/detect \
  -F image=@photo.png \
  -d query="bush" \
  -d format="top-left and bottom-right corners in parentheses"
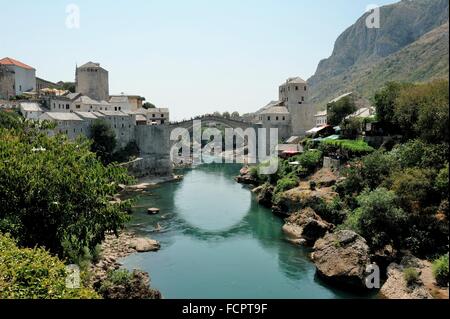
top-left (90, 119), bottom-right (117, 164)
top-left (403, 268), bottom-right (420, 286)
top-left (319, 139), bottom-right (374, 159)
top-left (0, 126), bottom-right (133, 261)
top-left (435, 164), bottom-right (449, 198)
top-left (344, 188), bottom-right (406, 249)
top-left (432, 254), bottom-right (449, 287)
top-left (274, 175), bottom-right (299, 194)
top-left (327, 96), bottom-right (357, 126)
top-left (390, 139), bottom-right (449, 170)
top-left (389, 168), bottom-right (436, 213)
top-left (0, 234), bottom-right (99, 299)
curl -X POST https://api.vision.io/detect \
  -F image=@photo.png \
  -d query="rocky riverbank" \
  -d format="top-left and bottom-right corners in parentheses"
top-left (89, 231), bottom-right (162, 298)
top-left (236, 165), bottom-right (449, 299)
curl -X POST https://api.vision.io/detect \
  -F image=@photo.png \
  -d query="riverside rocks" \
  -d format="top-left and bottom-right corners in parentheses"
top-left (273, 182), bottom-right (338, 216)
top-left (380, 255), bottom-right (436, 299)
top-left (90, 231), bottom-right (160, 286)
top-left (311, 230), bottom-right (371, 289)
top-left (100, 269), bottom-right (162, 299)
top-left (252, 183), bottom-right (274, 208)
top-left (282, 208), bottom-right (334, 245)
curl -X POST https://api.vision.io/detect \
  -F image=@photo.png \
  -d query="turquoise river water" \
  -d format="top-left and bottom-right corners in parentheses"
top-left (121, 164), bottom-right (372, 299)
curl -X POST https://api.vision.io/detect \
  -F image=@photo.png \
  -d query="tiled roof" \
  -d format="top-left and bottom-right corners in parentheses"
top-left (78, 61), bottom-right (101, 68)
top-left (42, 112), bottom-right (83, 121)
top-left (261, 106), bottom-right (289, 115)
top-left (75, 112), bottom-right (98, 119)
top-left (315, 110), bottom-right (327, 117)
top-left (99, 111), bottom-right (127, 116)
top-left (329, 92), bottom-right (353, 104)
top-left (0, 57), bottom-right (35, 70)
top-left (20, 102), bottom-right (43, 112)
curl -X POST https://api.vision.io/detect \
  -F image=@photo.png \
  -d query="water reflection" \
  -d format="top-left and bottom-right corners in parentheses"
top-left (124, 164), bottom-right (364, 298)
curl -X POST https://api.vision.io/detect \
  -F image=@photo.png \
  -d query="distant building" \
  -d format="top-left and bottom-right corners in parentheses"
top-left (314, 110), bottom-right (328, 127)
top-left (20, 102), bottom-right (44, 120)
top-left (75, 62), bottom-right (109, 101)
top-left (39, 112), bottom-right (85, 139)
top-left (36, 77), bottom-right (59, 91)
top-left (109, 95), bottom-right (145, 111)
top-left (0, 64), bottom-right (15, 99)
top-left (0, 57), bottom-right (36, 96)
top-left (253, 76), bottom-right (315, 138)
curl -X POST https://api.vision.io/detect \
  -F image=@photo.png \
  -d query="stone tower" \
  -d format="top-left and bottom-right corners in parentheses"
top-left (75, 62), bottom-right (109, 101)
top-left (279, 77), bottom-right (315, 136)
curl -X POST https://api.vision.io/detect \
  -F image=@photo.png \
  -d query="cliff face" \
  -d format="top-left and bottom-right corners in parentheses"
top-left (308, 0), bottom-right (449, 107)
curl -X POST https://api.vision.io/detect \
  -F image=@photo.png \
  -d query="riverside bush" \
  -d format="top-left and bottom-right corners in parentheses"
top-left (403, 268), bottom-right (420, 286)
top-left (0, 234), bottom-right (99, 299)
top-left (432, 254), bottom-right (449, 287)
top-left (0, 125), bottom-right (133, 262)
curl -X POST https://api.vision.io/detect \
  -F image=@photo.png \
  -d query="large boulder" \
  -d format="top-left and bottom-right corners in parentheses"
top-left (380, 255), bottom-right (433, 299)
top-left (130, 238), bottom-right (161, 252)
top-left (311, 230), bottom-right (371, 289)
top-left (273, 182), bottom-right (338, 216)
top-left (282, 208), bottom-right (334, 245)
top-left (252, 183), bottom-right (274, 208)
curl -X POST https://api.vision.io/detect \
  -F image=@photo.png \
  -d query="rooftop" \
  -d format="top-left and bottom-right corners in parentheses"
top-left (329, 92), bottom-right (353, 104)
top-left (282, 77), bottom-right (306, 86)
top-left (315, 110), bottom-right (327, 117)
top-left (99, 110), bottom-right (127, 116)
top-left (42, 112), bottom-right (83, 121)
top-left (20, 102), bottom-right (43, 112)
top-left (0, 57), bottom-right (35, 70)
top-left (261, 106), bottom-right (290, 115)
top-left (78, 61), bottom-right (102, 69)
top-left (74, 112), bottom-right (99, 119)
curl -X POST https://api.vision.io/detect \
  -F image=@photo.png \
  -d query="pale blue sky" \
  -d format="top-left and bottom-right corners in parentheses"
top-left (2, 0), bottom-right (397, 120)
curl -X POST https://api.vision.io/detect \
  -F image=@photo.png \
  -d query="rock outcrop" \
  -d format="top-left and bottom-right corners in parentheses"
top-left (273, 181), bottom-right (338, 216)
top-left (380, 255), bottom-right (435, 299)
top-left (99, 269), bottom-right (162, 299)
top-left (252, 183), bottom-right (274, 208)
top-left (130, 238), bottom-right (161, 252)
top-left (235, 166), bottom-right (260, 185)
top-left (311, 230), bottom-right (371, 289)
top-left (282, 208), bottom-right (334, 245)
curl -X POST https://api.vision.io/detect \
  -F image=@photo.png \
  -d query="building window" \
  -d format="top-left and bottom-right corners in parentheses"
top-left (161, 120), bottom-right (165, 124)
top-left (267, 116), bottom-right (271, 121)
top-left (283, 116), bottom-right (285, 121)
top-left (295, 86), bottom-right (298, 91)
top-left (304, 86), bottom-right (307, 91)
top-left (76, 105), bottom-right (80, 109)
top-left (276, 116), bottom-right (279, 121)
top-left (152, 114), bottom-right (155, 118)
top-left (302, 96), bottom-right (305, 102)
top-left (115, 107), bottom-right (117, 111)
top-left (298, 101), bottom-right (302, 104)
top-left (119, 107), bottom-right (121, 111)
top-left (161, 114), bottom-right (164, 118)
top-left (66, 104), bottom-right (69, 109)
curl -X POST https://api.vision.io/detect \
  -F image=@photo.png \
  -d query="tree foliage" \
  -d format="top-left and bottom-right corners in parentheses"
top-left (0, 125), bottom-right (133, 261)
top-left (0, 234), bottom-right (99, 299)
top-left (90, 119), bottom-right (117, 164)
top-left (327, 96), bottom-right (357, 126)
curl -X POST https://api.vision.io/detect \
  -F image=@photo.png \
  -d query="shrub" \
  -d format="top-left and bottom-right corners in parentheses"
top-left (390, 139), bottom-right (449, 170)
top-left (274, 175), bottom-right (299, 194)
top-left (0, 234), bottom-right (99, 299)
top-left (327, 95), bottom-right (357, 126)
top-left (432, 254), bottom-right (449, 287)
top-left (298, 149), bottom-right (323, 174)
top-left (319, 139), bottom-right (374, 159)
top-left (435, 164), bottom-right (449, 198)
top-left (389, 168), bottom-right (436, 213)
top-left (343, 188), bottom-right (406, 249)
top-left (309, 180), bottom-right (317, 190)
top-left (90, 119), bottom-right (117, 164)
top-left (0, 126), bottom-right (133, 261)
top-left (403, 268), bottom-right (420, 286)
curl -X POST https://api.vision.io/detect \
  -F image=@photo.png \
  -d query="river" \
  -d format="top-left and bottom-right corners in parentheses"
top-left (121, 163), bottom-right (370, 299)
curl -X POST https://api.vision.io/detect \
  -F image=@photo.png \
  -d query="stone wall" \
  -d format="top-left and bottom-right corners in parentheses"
top-left (135, 125), bottom-right (172, 177)
top-left (0, 65), bottom-right (15, 99)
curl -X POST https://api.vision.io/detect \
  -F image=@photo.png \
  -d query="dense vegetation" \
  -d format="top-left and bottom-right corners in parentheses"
top-left (0, 111), bottom-right (133, 263)
top-left (0, 234), bottom-right (99, 299)
top-left (249, 79), bottom-right (449, 286)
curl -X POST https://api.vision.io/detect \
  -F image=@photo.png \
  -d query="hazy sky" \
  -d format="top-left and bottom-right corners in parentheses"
top-left (2, 0), bottom-right (397, 120)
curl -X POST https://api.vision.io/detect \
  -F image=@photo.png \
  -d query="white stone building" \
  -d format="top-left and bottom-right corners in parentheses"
top-left (109, 95), bottom-right (145, 112)
top-left (0, 57), bottom-right (36, 95)
top-left (39, 112), bottom-right (85, 139)
top-left (76, 62), bottom-right (109, 101)
top-left (20, 102), bottom-right (44, 120)
top-left (314, 110), bottom-right (328, 127)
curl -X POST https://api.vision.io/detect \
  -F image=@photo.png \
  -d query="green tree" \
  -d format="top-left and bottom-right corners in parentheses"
top-left (0, 126), bottom-right (133, 261)
top-left (344, 187), bottom-right (406, 249)
top-left (0, 234), bottom-right (99, 299)
top-left (373, 82), bottom-right (410, 130)
top-left (222, 111), bottom-right (231, 119)
top-left (90, 119), bottom-right (117, 164)
top-left (231, 111), bottom-right (240, 119)
top-left (327, 96), bottom-right (357, 126)
top-left (142, 102), bottom-right (156, 109)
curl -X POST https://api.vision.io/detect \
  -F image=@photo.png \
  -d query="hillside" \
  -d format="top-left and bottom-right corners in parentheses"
top-left (308, 0), bottom-right (449, 108)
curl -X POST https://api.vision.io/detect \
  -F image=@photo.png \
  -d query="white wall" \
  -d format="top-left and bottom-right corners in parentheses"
top-left (11, 65), bottom-right (36, 95)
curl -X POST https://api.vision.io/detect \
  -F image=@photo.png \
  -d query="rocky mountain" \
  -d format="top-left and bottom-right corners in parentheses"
top-left (308, 0), bottom-right (449, 108)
